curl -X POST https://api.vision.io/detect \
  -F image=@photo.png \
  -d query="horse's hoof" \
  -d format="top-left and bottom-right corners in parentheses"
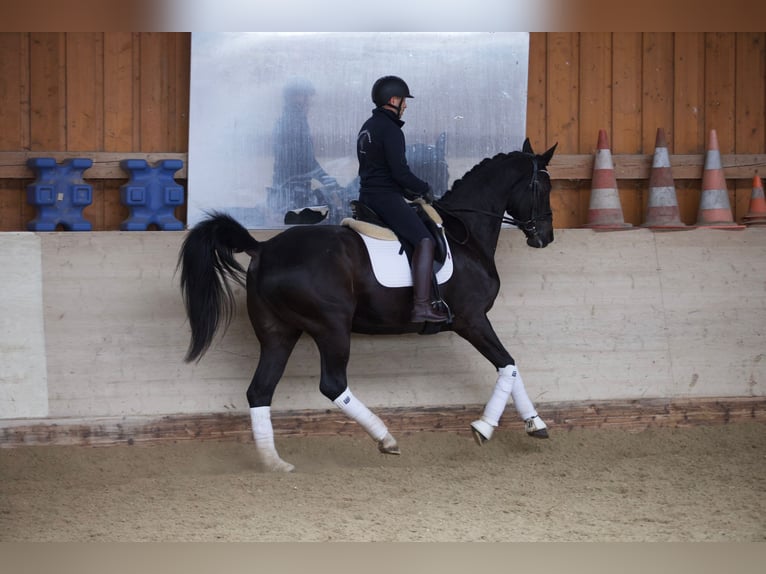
top-left (259, 455), bottom-right (296, 472)
top-left (470, 418), bottom-right (494, 445)
top-left (377, 432), bottom-right (400, 455)
top-left (525, 415), bottom-right (549, 439)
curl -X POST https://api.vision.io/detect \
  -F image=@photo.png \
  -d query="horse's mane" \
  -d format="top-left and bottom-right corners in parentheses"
top-left (443, 151), bottom-right (528, 198)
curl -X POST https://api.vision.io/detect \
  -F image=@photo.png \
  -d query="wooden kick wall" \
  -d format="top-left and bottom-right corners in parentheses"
top-left (1, 32), bottom-right (765, 231)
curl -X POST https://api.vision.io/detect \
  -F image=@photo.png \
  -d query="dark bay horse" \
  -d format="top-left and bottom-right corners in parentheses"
top-left (179, 138), bottom-right (557, 471)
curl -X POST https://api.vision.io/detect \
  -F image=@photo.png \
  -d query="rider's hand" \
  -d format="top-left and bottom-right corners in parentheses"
top-left (422, 185), bottom-right (434, 204)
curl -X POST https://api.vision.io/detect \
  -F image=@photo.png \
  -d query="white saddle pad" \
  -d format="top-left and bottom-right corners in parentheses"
top-left (356, 228), bottom-right (454, 288)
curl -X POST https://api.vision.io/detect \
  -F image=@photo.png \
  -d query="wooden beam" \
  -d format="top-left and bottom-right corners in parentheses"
top-left (0, 152), bottom-right (188, 179)
top-left (549, 153), bottom-right (766, 180)
top-left (1, 151), bottom-right (763, 182)
top-left (1, 397), bottom-right (763, 448)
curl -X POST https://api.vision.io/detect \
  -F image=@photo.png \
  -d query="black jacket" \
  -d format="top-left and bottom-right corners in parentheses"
top-left (356, 107), bottom-right (429, 196)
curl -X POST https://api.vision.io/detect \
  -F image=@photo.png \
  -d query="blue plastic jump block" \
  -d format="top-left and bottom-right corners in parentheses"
top-left (119, 159), bottom-right (185, 231)
top-left (26, 157), bottom-right (93, 231)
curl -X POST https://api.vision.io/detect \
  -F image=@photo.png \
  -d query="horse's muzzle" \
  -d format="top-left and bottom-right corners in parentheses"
top-left (526, 225), bottom-right (553, 248)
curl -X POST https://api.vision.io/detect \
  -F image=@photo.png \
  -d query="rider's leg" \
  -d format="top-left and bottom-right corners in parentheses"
top-left (410, 237), bottom-right (448, 323)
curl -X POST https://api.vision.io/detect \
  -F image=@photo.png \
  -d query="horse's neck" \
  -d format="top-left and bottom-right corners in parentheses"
top-left (441, 199), bottom-right (505, 266)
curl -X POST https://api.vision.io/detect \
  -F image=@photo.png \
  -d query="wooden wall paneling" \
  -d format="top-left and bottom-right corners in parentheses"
top-left (138, 33), bottom-right (167, 152)
top-left (165, 33), bottom-right (191, 151)
top-left (673, 33), bottom-right (706, 224)
top-left (578, 33), bottom-right (612, 149)
top-left (546, 33), bottom-right (582, 228)
top-left (66, 33), bottom-right (104, 151)
top-left (612, 33), bottom-right (644, 225)
top-left (0, 34), bottom-right (26, 149)
top-left (641, 33), bottom-right (675, 154)
top-left (0, 33), bottom-right (28, 231)
top-left (705, 33), bottom-right (737, 149)
top-left (526, 33), bottom-right (547, 149)
top-left (169, 33), bottom-right (191, 224)
top-left (30, 33), bottom-right (67, 151)
top-left (734, 32), bottom-right (766, 221)
top-left (104, 32), bottom-right (135, 152)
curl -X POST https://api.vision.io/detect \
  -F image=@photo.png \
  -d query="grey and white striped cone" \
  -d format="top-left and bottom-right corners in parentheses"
top-left (583, 129), bottom-right (633, 230)
top-left (742, 175), bottom-right (766, 227)
top-left (641, 127), bottom-right (691, 230)
top-left (695, 129), bottom-right (745, 229)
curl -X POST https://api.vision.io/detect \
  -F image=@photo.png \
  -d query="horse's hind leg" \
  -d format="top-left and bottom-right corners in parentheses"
top-left (313, 327), bottom-right (400, 455)
top-left (246, 329), bottom-right (301, 472)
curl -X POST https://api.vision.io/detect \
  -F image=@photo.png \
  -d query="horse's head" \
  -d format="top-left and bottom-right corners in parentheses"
top-left (506, 139), bottom-right (557, 248)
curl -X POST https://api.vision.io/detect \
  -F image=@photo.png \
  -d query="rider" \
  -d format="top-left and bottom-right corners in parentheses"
top-left (356, 75), bottom-right (447, 323)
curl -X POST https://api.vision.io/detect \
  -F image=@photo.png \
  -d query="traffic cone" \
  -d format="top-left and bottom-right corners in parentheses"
top-left (642, 128), bottom-right (691, 230)
top-left (695, 129), bottom-right (745, 229)
top-left (583, 129), bottom-right (633, 230)
top-left (742, 174), bottom-right (766, 226)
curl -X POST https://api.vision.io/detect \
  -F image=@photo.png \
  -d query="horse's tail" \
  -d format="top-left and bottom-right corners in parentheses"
top-left (177, 212), bottom-right (260, 363)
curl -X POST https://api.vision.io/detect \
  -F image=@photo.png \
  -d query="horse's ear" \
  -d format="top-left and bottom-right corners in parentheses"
top-left (540, 142), bottom-right (558, 166)
top-left (522, 138), bottom-right (533, 154)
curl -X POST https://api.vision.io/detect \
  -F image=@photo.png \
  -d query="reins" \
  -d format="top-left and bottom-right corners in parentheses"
top-left (435, 156), bottom-right (550, 245)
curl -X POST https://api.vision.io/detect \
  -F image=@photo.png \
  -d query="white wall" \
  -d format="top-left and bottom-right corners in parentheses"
top-left (1, 227), bottom-right (764, 424)
top-left (0, 233), bottom-right (48, 418)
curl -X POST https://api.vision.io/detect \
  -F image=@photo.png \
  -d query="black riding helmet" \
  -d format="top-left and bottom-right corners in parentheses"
top-left (371, 76), bottom-right (413, 114)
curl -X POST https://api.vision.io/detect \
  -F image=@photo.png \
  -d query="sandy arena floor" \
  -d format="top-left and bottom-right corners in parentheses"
top-left (1, 422), bottom-right (764, 542)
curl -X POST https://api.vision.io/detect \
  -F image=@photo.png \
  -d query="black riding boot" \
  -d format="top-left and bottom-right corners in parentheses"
top-left (410, 238), bottom-right (448, 323)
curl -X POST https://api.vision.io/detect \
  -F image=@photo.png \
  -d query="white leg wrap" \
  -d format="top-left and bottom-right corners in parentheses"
top-left (333, 387), bottom-right (388, 441)
top-left (250, 407), bottom-right (294, 472)
top-left (480, 365), bottom-right (517, 427)
top-left (510, 369), bottom-right (538, 421)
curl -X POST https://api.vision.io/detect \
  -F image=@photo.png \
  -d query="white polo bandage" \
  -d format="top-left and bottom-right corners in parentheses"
top-left (480, 365), bottom-right (517, 427)
top-left (333, 387), bottom-right (388, 441)
top-left (250, 406), bottom-right (277, 448)
top-left (510, 369), bottom-right (537, 421)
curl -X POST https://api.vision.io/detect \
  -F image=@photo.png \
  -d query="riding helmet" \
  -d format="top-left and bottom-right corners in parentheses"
top-left (371, 76), bottom-right (413, 107)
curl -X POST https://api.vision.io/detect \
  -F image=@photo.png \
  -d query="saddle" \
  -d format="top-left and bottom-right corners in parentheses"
top-left (343, 199), bottom-right (453, 334)
top-left (346, 199), bottom-right (448, 265)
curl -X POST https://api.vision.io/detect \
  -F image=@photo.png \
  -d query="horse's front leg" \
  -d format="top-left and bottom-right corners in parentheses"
top-left (313, 327), bottom-right (400, 456)
top-left (453, 315), bottom-right (548, 444)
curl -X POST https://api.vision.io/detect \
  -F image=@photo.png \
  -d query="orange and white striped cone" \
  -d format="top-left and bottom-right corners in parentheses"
top-left (695, 129), bottom-right (745, 229)
top-left (742, 174), bottom-right (766, 227)
top-left (583, 129), bottom-right (632, 230)
top-left (642, 127), bottom-right (691, 230)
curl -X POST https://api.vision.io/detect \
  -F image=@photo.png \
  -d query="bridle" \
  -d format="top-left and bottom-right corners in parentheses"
top-left (435, 155), bottom-right (551, 245)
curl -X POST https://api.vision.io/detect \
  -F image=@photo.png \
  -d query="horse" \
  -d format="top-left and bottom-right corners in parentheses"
top-left (178, 138), bottom-right (557, 471)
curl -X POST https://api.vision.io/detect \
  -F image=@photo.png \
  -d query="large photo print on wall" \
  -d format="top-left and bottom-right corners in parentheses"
top-left (188, 32), bottom-right (529, 229)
